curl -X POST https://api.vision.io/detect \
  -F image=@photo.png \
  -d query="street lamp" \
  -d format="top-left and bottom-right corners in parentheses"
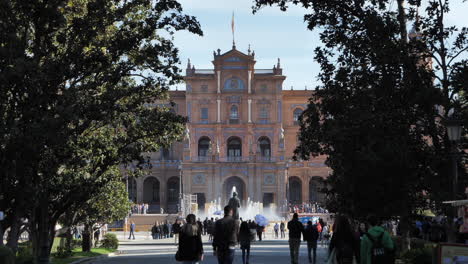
top-left (178, 164), bottom-right (183, 215)
top-left (446, 119), bottom-right (463, 142)
top-left (285, 161), bottom-right (290, 216)
top-left (445, 119), bottom-right (463, 200)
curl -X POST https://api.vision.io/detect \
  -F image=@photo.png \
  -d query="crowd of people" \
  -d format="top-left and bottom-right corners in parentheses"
top-left (124, 205), bottom-right (465, 264)
top-left (130, 203), bottom-right (150, 215)
top-left (169, 206), bottom-right (401, 264)
top-left (289, 202), bottom-right (329, 214)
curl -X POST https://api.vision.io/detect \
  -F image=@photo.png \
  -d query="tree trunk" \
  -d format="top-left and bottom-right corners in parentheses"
top-left (31, 200), bottom-right (56, 264)
top-left (81, 224), bottom-right (93, 252)
top-left (6, 213), bottom-right (21, 254)
top-left (396, 0), bottom-right (408, 44)
top-left (65, 227), bottom-right (73, 252)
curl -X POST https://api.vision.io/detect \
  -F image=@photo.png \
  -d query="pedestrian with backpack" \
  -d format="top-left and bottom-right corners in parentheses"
top-left (328, 215), bottom-right (360, 264)
top-left (360, 215), bottom-right (395, 264)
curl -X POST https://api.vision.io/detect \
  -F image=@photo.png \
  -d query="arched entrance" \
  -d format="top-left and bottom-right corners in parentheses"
top-left (143, 177), bottom-right (160, 213)
top-left (167, 177), bottom-right (180, 214)
top-left (224, 176), bottom-right (245, 205)
top-left (288, 177), bottom-right (302, 205)
top-left (309, 177), bottom-right (323, 203)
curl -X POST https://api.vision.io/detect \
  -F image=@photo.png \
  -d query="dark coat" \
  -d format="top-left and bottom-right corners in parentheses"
top-left (303, 225), bottom-right (319, 246)
top-left (173, 223), bottom-right (181, 234)
top-left (238, 229), bottom-right (252, 249)
top-left (178, 225), bottom-right (203, 261)
top-left (212, 216), bottom-right (238, 252)
top-left (288, 219), bottom-right (304, 239)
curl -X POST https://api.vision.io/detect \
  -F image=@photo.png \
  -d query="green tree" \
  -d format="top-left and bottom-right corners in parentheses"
top-left (60, 179), bottom-right (130, 252)
top-left (0, 0), bottom-right (201, 263)
top-left (253, 0), bottom-right (466, 222)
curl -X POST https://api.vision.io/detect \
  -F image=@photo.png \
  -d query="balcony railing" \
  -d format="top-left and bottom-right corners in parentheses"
top-left (194, 69), bottom-right (215, 74)
top-left (254, 69), bottom-right (274, 74)
top-left (191, 155), bottom-right (279, 163)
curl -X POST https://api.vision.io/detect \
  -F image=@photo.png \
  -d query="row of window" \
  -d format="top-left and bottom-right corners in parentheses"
top-left (193, 83), bottom-right (270, 93)
top-left (199, 106), bottom-right (303, 124)
top-left (198, 136), bottom-right (271, 157)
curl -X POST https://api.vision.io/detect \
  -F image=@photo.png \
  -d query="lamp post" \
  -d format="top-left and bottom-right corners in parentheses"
top-left (445, 118), bottom-right (463, 242)
top-left (286, 161), bottom-right (290, 216)
top-left (178, 164), bottom-right (183, 215)
top-left (446, 119), bottom-right (463, 201)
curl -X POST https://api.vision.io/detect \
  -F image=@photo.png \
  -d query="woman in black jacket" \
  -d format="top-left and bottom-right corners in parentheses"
top-left (238, 221), bottom-right (252, 264)
top-left (177, 214), bottom-right (204, 263)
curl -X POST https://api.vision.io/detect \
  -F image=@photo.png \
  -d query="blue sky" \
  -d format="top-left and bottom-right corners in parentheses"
top-left (171, 0), bottom-right (468, 90)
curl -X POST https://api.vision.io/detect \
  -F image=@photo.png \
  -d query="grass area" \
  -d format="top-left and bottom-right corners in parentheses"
top-left (51, 248), bottom-right (116, 264)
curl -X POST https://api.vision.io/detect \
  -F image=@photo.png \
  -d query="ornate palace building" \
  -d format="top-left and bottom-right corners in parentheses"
top-left (127, 45), bottom-right (331, 214)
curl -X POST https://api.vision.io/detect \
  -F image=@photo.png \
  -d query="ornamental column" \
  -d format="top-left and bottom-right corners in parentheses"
top-left (248, 70), bottom-right (252, 94)
top-left (217, 99), bottom-right (221, 123)
top-left (217, 71), bottom-right (221, 94)
top-left (248, 99), bottom-right (252, 123)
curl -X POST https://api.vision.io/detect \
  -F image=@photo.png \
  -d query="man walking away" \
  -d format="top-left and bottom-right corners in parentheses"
top-left (203, 217), bottom-right (209, 236)
top-left (274, 223), bottom-right (279, 239)
top-left (280, 222), bottom-right (286, 238)
top-left (128, 221), bottom-right (136, 240)
top-left (360, 215), bottom-right (395, 264)
top-left (213, 206), bottom-right (239, 264)
top-left (256, 224), bottom-right (264, 241)
top-left (173, 219), bottom-right (181, 245)
top-left (288, 213), bottom-right (304, 264)
top-left (303, 221), bottom-right (319, 264)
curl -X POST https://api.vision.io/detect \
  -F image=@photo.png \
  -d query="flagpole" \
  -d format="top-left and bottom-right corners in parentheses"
top-left (231, 12), bottom-right (235, 49)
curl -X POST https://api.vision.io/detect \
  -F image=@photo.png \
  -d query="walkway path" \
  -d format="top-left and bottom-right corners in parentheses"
top-left (94, 234), bottom-right (329, 264)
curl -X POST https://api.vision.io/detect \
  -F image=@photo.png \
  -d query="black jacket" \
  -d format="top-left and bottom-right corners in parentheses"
top-left (173, 223), bottom-right (181, 234)
top-left (303, 225), bottom-right (319, 244)
top-left (213, 216), bottom-right (238, 252)
top-left (178, 225), bottom-right (203, 261)
top-left (287, 219), bottom-right (304, 239)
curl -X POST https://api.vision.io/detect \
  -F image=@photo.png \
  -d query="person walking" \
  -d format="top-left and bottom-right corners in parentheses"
top-left (303, 221), bottom-right (319, 264)
top-left (249, 221), bottom-right (257, 242)
top-left (328, 215), bottom-right (360, 264)
top-left (203, 217), bottom-right (209, 236)
top-left (280, 222), bottom-right (286, 238)
top-left (177, 214), bottom-right (204, 264)
top-left (288, 213), bottom-right (304, 264)
top-left (174, 219), bottom-right (182, 245)
top-left (94, 227), bottom-right (101, 247)
top-left (208, 218), bottom-right (214, 241)
top-left (151, 222), bottom-right (158, 239)
top-left (360, 215), bottom-right (394, 264)
top-left (256, 224), bottom-right (264, 241)
top-left (163, 221), bottom-right (169, 238)
top-left (239, 221), bottom-right (252, 264)
top-left (212, 205), bottom-right (238, 264)
top-left (274, 223), bottom-right (279, 239)
top-left (128, 221), bottom-right (136, 240)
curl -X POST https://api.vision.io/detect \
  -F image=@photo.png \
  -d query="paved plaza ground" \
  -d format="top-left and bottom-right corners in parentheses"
top-left (93, 232), bottom-right (328, 264)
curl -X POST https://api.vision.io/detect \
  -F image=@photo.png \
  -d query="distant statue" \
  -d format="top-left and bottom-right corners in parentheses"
top-left (228, 192), bottom-right (241, 220)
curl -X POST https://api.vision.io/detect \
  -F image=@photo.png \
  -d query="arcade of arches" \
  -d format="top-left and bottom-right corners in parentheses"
top-left (288, 176), bottom-right (325, 205)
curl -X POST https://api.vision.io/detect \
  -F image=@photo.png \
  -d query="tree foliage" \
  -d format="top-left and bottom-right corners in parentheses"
top-left (0, 0), bottom-right (201, 262)
top-left (253, 0), bottom-right (466, 218)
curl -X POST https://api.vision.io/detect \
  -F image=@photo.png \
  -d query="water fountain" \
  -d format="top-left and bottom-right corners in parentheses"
top-left (202, 186), bottom-right (284, 222)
